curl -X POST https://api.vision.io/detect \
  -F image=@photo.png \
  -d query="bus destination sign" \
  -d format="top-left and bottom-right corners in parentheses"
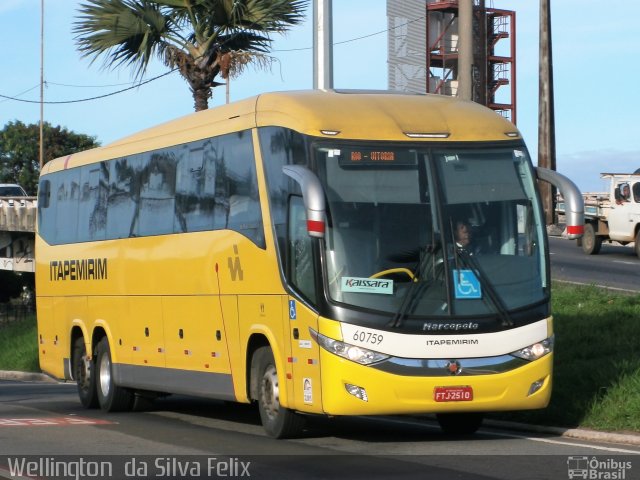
top-left (338, 148), bottom-right (417, 167)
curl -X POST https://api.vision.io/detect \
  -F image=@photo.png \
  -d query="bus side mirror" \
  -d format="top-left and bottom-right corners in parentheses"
top-left (536, 167), bottom-right (584, 239)
top-left (283, 166), bottom-right (326, 238)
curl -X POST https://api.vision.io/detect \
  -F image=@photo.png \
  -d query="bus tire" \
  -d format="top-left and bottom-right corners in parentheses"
top-left (252, 346), bottom-right (305, 438)
top-left (72, 337), bottom-right (98, 409)
top-left (436, 412), bottom-right (484, 435)
top-left (95, 337), bottom-right (134, 412)
top-left (581, 223), bottom-right (601, 255)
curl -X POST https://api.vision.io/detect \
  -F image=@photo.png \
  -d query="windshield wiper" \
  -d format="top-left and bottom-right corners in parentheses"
top-left (452, 247), bottom-right (514, 328)
top-left (389, 244), bottom-right (441, 328)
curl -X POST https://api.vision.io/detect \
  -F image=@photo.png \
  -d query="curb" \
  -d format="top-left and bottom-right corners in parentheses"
top-left (2, 370), bottom-right (640, 447)
top-left (484, 419), bottom-right (640, 447)
top-left (0, 370), bottom-right (59, 383)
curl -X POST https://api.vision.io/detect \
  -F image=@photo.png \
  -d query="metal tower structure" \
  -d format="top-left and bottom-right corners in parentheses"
top-left (388, 0), bottom-right (517, 124)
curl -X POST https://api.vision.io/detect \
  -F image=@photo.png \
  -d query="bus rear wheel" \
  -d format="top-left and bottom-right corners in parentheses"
top-left (95, 337), bottom-right (134, 412)
top-left (252, 346), bottom-right (305, 438)
top-left (436, 412), bottom-right (484, 435)
top-left (72, 337), bottom-right (98, 408)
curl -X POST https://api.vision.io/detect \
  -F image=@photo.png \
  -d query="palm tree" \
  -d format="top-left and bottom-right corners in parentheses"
top-left (74, 0), bottom-right (308, 111)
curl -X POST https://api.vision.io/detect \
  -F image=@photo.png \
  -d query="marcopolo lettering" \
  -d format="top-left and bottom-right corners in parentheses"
top-left (422, 322), bottom-right (480, 332)
top-left (49, 258), bottom-right (108, 281)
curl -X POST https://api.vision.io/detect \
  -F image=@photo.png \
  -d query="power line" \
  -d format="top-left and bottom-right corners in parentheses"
top-left (1, 12), bottom-right (425, 104)
top-left (0, 69), bottom-right (177, 105)
top-left (274, 14), bottom-right (426, 52)
top-left (0, 84), bottom-right (40, 104)
top-left (47, 80), bottom-right (143, 88)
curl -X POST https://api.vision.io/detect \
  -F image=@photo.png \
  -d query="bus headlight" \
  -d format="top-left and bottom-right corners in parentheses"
top-left (310, 329), bottom-right (389, 365)
top-left (511, 336), bottom-right (554, 361)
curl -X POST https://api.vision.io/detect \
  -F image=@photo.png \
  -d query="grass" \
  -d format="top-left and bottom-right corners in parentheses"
top-left (0, 315), bottom-right (39, 373)
top-left (497, 282), bottom-right (640, 432)
top-left (1, 284), bottom-right (639, 432)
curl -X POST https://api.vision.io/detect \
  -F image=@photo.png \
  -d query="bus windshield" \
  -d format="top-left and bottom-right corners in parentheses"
top-left (314, 144), bottom-right (547, 320)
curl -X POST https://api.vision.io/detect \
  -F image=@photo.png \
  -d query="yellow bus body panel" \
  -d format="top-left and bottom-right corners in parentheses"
top-left (36, 90), bottom-right (544, 418)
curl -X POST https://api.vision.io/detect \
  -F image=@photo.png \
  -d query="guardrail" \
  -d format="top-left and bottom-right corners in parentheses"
top-left (0, 197), bottom-right (37, 233)
top-left (0, 197), bottom-right (37, 272)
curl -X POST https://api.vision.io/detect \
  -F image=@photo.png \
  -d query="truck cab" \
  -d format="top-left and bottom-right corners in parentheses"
top-left (581, 173), bottom-right (640, 257)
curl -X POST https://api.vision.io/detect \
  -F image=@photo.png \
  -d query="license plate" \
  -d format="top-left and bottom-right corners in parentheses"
top-left (434, 386), bottom-right (473, 402)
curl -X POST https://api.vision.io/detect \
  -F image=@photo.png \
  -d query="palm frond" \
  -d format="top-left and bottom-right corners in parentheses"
top-left (74, 0), bottom-right (172, 78)
top-left (235, 0), bottom-right (308, 31)
top-left (74, 0), bottom-right (309, 111)
top-left (221, 51), bottom-right (276, 80)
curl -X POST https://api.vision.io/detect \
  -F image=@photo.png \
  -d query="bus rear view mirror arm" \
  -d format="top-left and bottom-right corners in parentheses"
top-left (283, 165), bottom-right (327, 238)
top-left (536, 167), bottom-right (584, 239)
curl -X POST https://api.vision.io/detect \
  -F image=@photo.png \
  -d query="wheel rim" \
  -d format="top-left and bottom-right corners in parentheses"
top-left (260, 365), bottom-right (280, 421)
top-left (98, 351), bottom-right (111, 398)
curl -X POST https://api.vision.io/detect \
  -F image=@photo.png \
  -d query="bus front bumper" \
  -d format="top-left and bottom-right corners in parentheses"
top-left (319, 350), bottom-right (553, 416)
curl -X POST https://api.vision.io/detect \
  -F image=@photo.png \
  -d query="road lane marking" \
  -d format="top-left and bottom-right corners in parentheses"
top-left (0, 417), bottom-right (114, 427)
top-left (488, 430), bottom-right (640, 454)
top-left (372, 417), bottom-right (640, 454)
top-left (612, 260), bottom-right (638, 266)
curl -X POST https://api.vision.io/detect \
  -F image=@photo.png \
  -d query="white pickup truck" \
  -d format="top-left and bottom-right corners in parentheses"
top-left (577, 173), bottom-right (640, 257)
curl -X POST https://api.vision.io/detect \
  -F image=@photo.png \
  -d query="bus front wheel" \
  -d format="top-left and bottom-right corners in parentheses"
top-left (95, 337), bottom-right (134, 412)
top-left (72, 337), bottom-right (98, 408)
top-left (436, 412), bottom-right (484, 435)
top-left (252, 346), bottom-right (305, 438)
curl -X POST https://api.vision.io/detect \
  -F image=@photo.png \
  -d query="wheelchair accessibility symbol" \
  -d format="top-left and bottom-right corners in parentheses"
top-left (289, 300), bottom-right (297, 320)
top-left (453, 269), bottom-right (482, 299)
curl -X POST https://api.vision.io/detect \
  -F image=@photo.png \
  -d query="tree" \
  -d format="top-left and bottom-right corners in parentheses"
top-left (74, 0), bottom-right (308, 112)
top-left (0, 121), bottom-right (99, 195)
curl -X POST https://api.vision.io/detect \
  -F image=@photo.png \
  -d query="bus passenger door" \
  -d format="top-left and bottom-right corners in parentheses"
top-left (284, 297), bottom-right (322, 414)
top-left (284, 196), bottom-right (323, 413)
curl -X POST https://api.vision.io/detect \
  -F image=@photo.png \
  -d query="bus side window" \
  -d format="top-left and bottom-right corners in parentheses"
top-left (137, 149), bottom-right (178, 236)
top-left (106, 155), bottom-right (143, 239)
top-left (219, 131), bottom-right (265, 248)
top-left (55, 169), bottom-right (81, 244)
top-left (288, 196), bottom-right (316, 303)
top-left (38, 179), bottom-right (54, 243)
top-left (78, 163), bottom-right (108, 242)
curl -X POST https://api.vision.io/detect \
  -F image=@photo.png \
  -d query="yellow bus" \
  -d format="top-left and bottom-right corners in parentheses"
top-left (36, 90), bottom-right (583, 438)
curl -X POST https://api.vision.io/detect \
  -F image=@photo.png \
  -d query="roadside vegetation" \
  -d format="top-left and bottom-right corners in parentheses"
top-left (0, 283), bottom-right (638, 433)
top-left (0, 314), bottom-right (38, 373)
top-left (500, 282), bottom-right (640, 433)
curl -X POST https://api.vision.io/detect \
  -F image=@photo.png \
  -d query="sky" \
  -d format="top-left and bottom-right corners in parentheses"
top-left (1, 0), bottom-right (640, 193)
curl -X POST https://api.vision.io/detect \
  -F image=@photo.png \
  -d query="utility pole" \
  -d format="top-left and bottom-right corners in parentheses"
top-left (457, 0), bottom-right (474, 101)
top-left (538, 0), bottom-right (556, 225)
top-left (39, 0), bottom-right (45, 170)
top-left (313, 0), bottom-right (333, 90)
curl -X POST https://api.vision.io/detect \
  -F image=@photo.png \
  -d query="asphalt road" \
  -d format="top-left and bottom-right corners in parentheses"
top-left (1, 237), bottom-right (638, 479)
top-left (549, 236), bottom-right (640, 292)
top-left (0, 381), bottom-right (638, 480)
